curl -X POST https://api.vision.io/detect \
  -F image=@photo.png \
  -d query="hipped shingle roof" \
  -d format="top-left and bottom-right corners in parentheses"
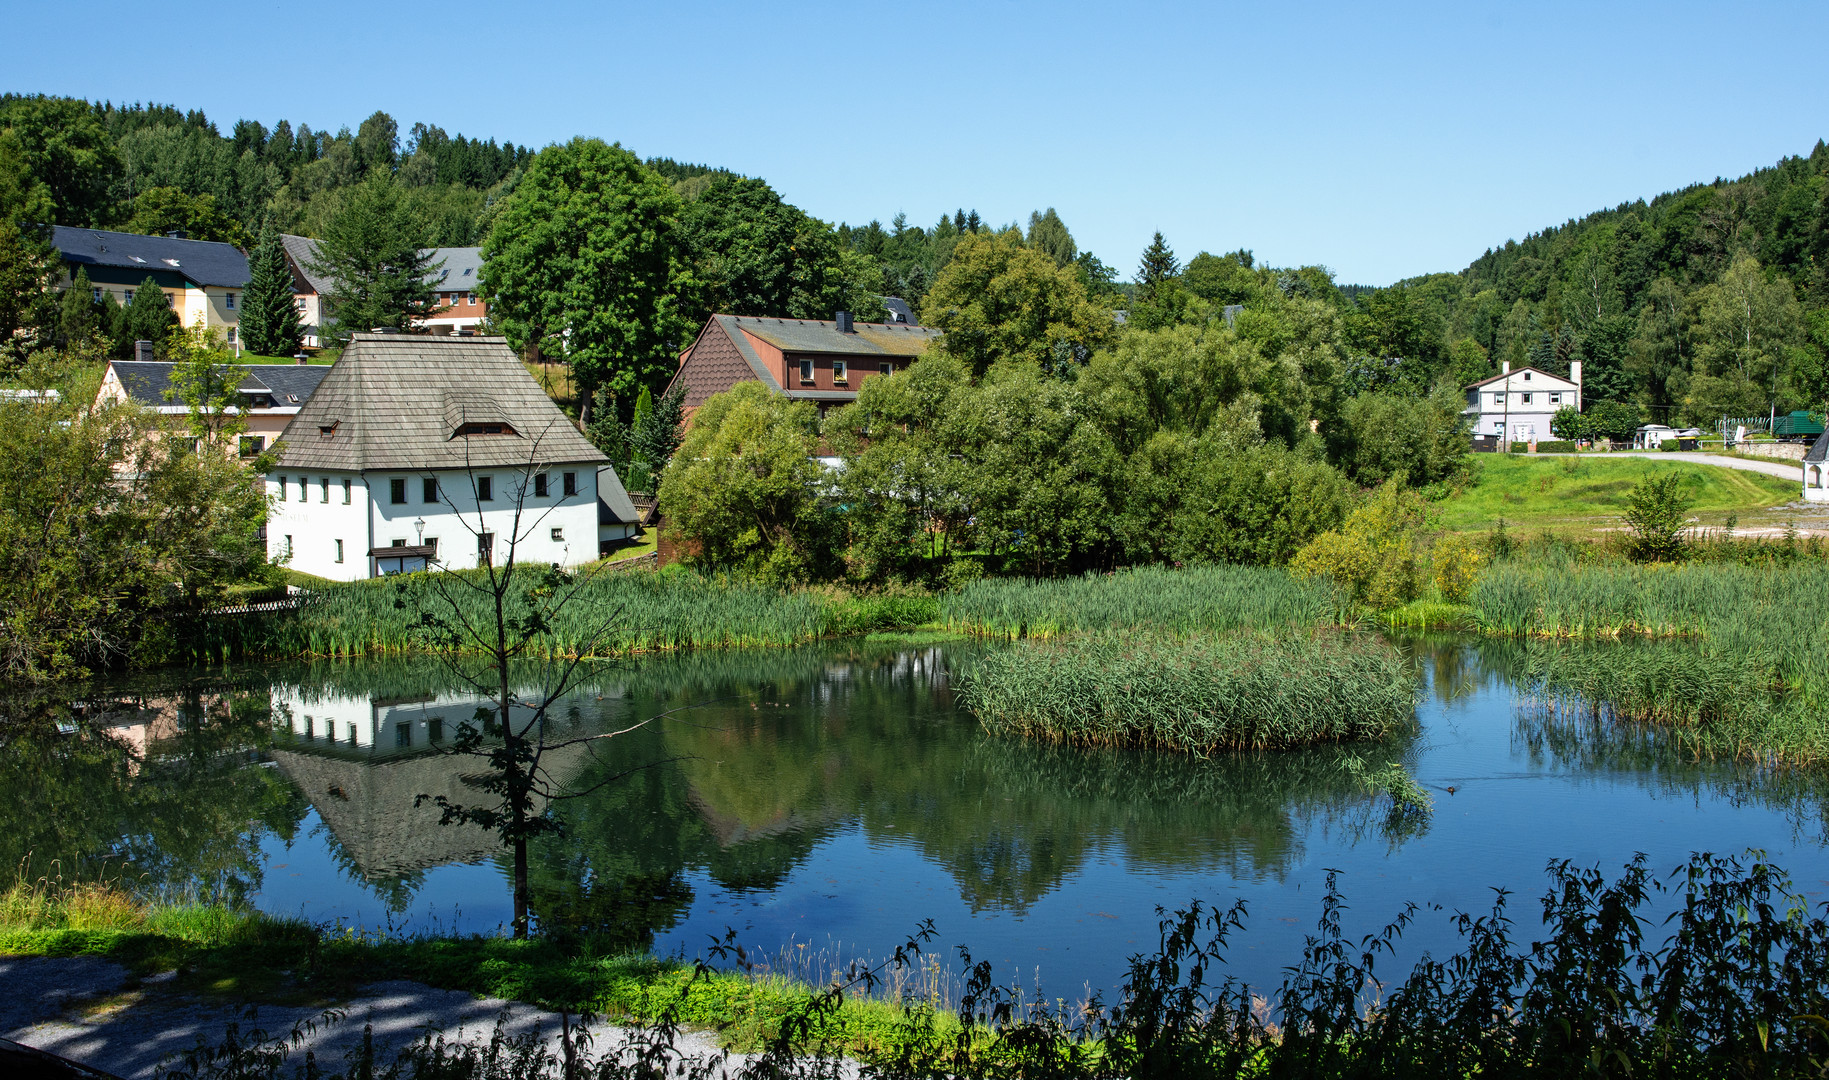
top-left (273, 334), bottom-right (607, 472)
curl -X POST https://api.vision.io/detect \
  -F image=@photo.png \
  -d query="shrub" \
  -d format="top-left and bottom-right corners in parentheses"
top-left (1290, 481), bottom-right (1427, 608)
top-left (1536, 439), bottom-right (1577, 453)
top-left (1622, 472), bottom-right (1695, 562)
top-left (1325, 386), bottom-right (1471, 489)
top-left (1430, 533), bottom-right (1486, 602)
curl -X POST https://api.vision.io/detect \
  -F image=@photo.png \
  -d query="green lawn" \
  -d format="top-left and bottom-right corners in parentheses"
top-left (1437, 454), bottom-right (1798, 533)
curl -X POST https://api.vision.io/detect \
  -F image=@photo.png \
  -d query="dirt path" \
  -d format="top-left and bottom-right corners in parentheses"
top-left (0, 956), bottom-right (743, 1079)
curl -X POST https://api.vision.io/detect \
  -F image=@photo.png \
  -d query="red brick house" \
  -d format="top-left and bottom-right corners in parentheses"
top-left (668, 312), bottom-right (941, 420)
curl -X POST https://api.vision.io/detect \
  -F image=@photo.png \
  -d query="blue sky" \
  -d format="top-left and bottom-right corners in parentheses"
top-left (8, 0), bottom-right (1826, 285)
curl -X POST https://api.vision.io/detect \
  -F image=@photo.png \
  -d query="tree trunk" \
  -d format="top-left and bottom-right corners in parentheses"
top-left (514, 834), bottom-right (529, 938)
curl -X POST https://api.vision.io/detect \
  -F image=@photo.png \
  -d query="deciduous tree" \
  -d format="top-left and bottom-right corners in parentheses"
top-left (921, 231), bottom-right (1114, 377)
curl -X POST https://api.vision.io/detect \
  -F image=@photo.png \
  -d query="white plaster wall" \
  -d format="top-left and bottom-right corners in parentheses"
top-left (266, 470), bottom-right (373, 581)
top-left (368, 465), bottom-right (603, 572)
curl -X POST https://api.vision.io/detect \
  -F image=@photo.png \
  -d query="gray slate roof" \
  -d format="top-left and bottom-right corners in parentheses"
top-left (280, 234), bottom-right (335, 294)
top-left (111, 360), bottom-right (330, 407)
top-left (1807, 431), bottom-right (1829, 464)
top-left (273, 334), bottom-right (609, 472)
top-left (51, 226), bottom-right (249, 288)
top-left (427, 247), bottom-right (482, 292)
top-left (597, 465), bottom-right (640, 524)
top-left (881, 297), bottom-right (917, 325)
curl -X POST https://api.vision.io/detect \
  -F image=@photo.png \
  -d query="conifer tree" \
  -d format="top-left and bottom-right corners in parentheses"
top-left (123, 276), bottom-right (179, 356)
top-left (1136, 231), bottom-right (1181, 304)
top-left (308, 173), bottom-right (439, 345)
top-left (240, 222), bottom-right (302, 357)
top-left (59, 268), bottom-right (100, 346)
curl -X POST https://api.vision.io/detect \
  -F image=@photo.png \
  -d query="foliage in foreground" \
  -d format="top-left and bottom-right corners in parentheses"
top-left (958, 630), bottom-right (1418, 753)
top-left (20, 853), bottom-right (1829, 1079)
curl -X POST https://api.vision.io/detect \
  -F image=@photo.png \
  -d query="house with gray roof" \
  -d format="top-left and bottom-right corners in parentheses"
top-left (282, 237), bottom-right (486, 347)
top-left (97, 358), bottom-right (331, 458)
top-left (266, 334), bottom-right (639, 580)
top-left (668, 312), bottom-right (942, 419)
top-left (52, 226), bottom-right (251, 347)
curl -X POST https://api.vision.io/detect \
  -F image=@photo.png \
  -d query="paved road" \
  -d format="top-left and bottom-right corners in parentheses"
top-left (0, 956), bottom-right (745, 1079)
top-left (1541, 451), bottom-right (1805, 484)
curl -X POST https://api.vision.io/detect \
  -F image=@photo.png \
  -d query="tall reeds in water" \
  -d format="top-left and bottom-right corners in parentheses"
top-left (942, 564), bottom-right (1353, 638)
top-left (193, 570), bottom-right (938, 662)
top-left (958, 630), bottom-right (1418, 753)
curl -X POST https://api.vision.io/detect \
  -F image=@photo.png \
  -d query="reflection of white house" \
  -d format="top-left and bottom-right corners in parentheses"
top-left (265, 334), bottom-right (641, 581)
top-left (1806, 431), bottom-right (1829, 503)
top-left (273, 686), bottom-right (550, 754)
top-left (1463, 362), bottom-right (1582, 442)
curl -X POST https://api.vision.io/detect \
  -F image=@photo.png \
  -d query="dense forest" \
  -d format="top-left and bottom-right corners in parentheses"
top-left (2, 91), bottom-right (1825, 426)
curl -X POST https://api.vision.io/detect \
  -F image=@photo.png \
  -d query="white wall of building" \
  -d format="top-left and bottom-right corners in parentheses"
top-left (1463, 364), bottom-right (1582, 440)
top-left (269, 464), bottom-right (603, 580)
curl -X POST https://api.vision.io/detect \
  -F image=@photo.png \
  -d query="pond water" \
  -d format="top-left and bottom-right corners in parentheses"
top-left (7, 637), bottom-right (1828, 998)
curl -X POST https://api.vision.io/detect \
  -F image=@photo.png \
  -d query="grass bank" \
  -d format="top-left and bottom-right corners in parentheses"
top-left (959, 630), bottom-right (1418, 752)
top-left (1434, 454), bottom-right (1797, 533)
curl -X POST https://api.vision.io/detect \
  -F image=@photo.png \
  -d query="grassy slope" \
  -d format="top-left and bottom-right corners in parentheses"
top-left (1437, 455), bottom-right (1796, 533)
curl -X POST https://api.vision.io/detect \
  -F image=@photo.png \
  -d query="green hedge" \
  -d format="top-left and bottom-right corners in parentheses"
top-left (1536, 440), bottom-right (1577, 453)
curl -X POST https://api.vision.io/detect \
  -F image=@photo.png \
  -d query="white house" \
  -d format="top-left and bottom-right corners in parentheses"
top-left (1806, 431), bottom-right (1829, 503)
top-left (1463, 362), bottom-right (1582, 443)
top-left (266, 333), bottom-right (640, 581)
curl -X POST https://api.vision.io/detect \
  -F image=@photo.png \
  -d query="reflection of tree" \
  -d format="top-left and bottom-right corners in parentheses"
top-left (0, 684), bottom-right (307, 901)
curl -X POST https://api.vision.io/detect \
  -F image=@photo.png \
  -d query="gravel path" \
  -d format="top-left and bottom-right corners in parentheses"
top-left (1554, 450), bottom-right (1806, 483)
top-left (0, 956), bottom-right (748, 1079)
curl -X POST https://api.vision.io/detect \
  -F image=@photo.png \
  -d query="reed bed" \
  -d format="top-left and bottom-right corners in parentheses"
top-left (957, 629), bottom-right (1418, 753)
top-left (941, 564), bottom-right (1352, 639)
top-left (195, 570), bottom-right (938, 662)
top-left (1525, 642), bottom-right (1829, 767)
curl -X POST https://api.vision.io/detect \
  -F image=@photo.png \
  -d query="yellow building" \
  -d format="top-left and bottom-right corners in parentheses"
top-left (52, 226), bottom-right (251, 347)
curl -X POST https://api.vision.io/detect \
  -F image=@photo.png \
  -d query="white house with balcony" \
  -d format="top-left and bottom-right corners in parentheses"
top-left (1463, 362), bottom-right (1582, 443)
top-left (265, 333), bottom-right (640, 580)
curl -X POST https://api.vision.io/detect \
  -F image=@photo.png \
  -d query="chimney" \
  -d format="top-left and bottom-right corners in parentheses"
top-left (134, 339), bottom-right (154, 362)
top-left (294, 353), bottom-right (309, 366)
top-left (1501, 360), bottom-right (1510, 376)
top-left (835, 311), bottom-right (853, 333)
top-left (1570, 360), bottom-right (1582, 411)
top-left (166, 230), bottom-right (188, 240)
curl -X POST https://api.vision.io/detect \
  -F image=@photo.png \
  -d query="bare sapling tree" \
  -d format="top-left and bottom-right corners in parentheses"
top-left (397, 418), bottom-right (679, 938)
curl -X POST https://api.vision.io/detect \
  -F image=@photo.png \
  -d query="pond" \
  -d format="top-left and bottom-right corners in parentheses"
top-left (7, 636), bottom-right (1828, 998)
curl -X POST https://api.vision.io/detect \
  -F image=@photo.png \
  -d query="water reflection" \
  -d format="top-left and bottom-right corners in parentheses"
top-left (9, 636), bottom-right (1826, 971)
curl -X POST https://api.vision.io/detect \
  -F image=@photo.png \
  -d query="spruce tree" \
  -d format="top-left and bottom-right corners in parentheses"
top-left (240, 221), bottom-right (302, 357)
top-left (308, 173), bottom-right (439, 345)
top-left (1136, 231), bottom-right (1181, 304)
top-left (59, 268), bottom-right (100, 346)
top-left (123, 276), bottom-right (179, 356)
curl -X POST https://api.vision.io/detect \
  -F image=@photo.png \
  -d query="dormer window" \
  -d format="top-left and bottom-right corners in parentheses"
top-left (832, 360), bottom-right (848, 384)
top-left (456, 421), bottom-right (515, 437)
top-left (319, 422), bottom-right (339, 437)
top-left (798, 359), bottom-right (815, 384)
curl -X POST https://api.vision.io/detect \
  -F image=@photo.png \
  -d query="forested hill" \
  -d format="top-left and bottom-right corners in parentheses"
top-left (1386, 140), bottom-right (1829, 425)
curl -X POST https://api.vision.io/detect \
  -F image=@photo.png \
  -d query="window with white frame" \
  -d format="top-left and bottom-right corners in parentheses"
top-left (833, 360), bottom-right (848, 383)
top-left (799, 359), bottom-right (815, 383)
top-left (226, 292), bottom-right (237, 309)
top-left (1549, 392), bottom-right (1562, 404)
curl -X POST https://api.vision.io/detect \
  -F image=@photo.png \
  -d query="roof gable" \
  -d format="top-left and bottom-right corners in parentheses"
top-left (1464, 365), bottom-right (1579, 391)
top-left (1807, 430), bottom-right (1829, 463)
top-left (273, 335), bottom-right (607, 472)
top-left (280, 234), bottom-right (336, 294)
top-left (51, 226), bottom-right (250, 288)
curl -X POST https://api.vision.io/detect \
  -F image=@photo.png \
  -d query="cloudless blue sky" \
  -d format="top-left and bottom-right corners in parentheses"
top-left (8, 1), bottom-right (1827, 285)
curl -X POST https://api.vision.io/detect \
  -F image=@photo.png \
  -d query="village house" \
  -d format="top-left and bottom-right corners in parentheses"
top-left (52, 227), bottom-right (250, 347)
top-left (266, 333), bottom-right (640, 581)
top-left (668, 312), bottom-right (942, 419)
top-left (281, 237), bottom-right (485, 346)
top-left (1463, 362), bottom-right (1582, 443)
top-left (95, 354), bottom-right (331, 459)
top-left (423, 247), bottom-right (487, 335)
